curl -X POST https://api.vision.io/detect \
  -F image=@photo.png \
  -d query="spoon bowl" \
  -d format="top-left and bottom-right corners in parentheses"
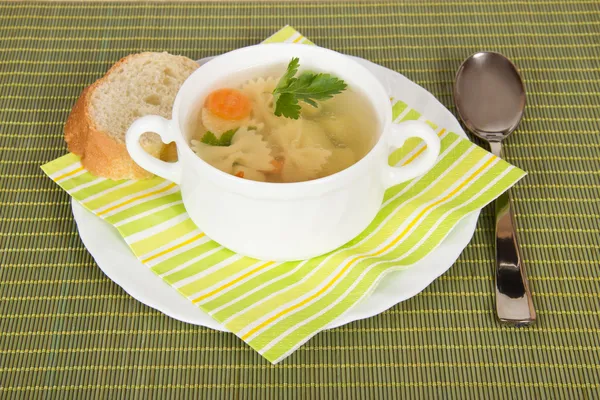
top-left (454, 51), bottom-right (526, 141)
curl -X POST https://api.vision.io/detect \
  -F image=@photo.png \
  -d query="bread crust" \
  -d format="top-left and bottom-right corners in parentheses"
top-left (64, 53), bottom-right (194, 180)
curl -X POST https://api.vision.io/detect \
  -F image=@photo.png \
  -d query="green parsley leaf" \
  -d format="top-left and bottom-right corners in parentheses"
top-left (200, 131), bottom-right (220, 145)
top-left (272, 57), bottom-right (300, 104)
top-left (292, 73), bottom-right (347, 102)
top-left (273, 93), bottom-right (301, 119)
top-left (272, 58), bottom-right (347, 119)
top-left (200, 128), bottom-right (238, 146)
top-left (218, 129), bottom-right (237, 146)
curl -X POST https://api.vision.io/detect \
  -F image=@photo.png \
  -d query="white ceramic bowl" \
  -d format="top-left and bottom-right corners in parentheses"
top-left (126, 44), bottom-right (441, 261)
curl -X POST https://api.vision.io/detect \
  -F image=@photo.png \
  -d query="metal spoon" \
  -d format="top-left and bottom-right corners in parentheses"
top-left (453, 51), bottom-right (536, 326)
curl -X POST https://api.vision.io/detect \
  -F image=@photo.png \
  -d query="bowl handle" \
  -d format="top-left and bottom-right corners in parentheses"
top-left (382, 120), bottom-right (441, 188)
top-left (126, 115), bottom-right (182, 184)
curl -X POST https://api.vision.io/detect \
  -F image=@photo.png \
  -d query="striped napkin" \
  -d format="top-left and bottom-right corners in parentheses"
top-left (42, 26), bottom-right (525, 363)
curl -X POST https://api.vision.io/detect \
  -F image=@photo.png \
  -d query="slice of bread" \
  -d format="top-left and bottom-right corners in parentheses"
top-left (65, 52), bottom-right (198, 180)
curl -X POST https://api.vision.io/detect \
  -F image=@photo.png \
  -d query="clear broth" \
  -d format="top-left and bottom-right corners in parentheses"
top-left (186, 64), bottom-right (379, 183)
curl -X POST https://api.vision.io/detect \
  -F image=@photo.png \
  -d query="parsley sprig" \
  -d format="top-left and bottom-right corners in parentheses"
top-left (200, 129), bottom-right (237, 146)
top-left (272, 58), bottom-right (347, 119)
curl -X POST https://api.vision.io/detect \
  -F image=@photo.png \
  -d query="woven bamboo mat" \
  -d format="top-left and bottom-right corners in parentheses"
top-left (1, 1), bottom-right (599, 398)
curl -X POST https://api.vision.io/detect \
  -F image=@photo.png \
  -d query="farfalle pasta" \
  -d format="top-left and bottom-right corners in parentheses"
top-left (191, 127), bottom-right (273, 174)
top-left (240, 77), bottom-right (286, 130)
top-left (269, 121), bottom-right (332, 182)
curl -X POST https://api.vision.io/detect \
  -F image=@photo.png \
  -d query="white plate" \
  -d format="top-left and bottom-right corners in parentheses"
top-left (71, 55), bottom-right (479, 331)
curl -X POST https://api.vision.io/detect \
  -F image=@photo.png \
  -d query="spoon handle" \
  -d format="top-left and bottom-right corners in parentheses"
top-left (490, 142), bottom-right (536, 326)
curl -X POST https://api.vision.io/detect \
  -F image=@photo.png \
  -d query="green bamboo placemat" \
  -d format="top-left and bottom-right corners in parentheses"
top-left (1, 1), bottom-right (599, 398)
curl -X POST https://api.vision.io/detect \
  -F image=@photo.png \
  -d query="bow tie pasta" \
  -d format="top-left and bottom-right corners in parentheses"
top-left (191, 127), bottom-right (273, 175)
top-left (240, 77), bottom-right (289, 131)
top-left (269, 121), bottom-right (332, 182)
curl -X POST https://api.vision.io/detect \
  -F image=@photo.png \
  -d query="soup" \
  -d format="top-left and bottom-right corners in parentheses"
top-left (187, 58), bottom-right (378, 183)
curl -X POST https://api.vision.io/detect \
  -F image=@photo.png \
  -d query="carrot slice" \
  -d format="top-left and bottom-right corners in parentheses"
top-left (269, 158), bottom-right (284, 174)
top-left (235, 171), bottom-right (245, 178)
top-left (205, 88), bottom-right (252, 121)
